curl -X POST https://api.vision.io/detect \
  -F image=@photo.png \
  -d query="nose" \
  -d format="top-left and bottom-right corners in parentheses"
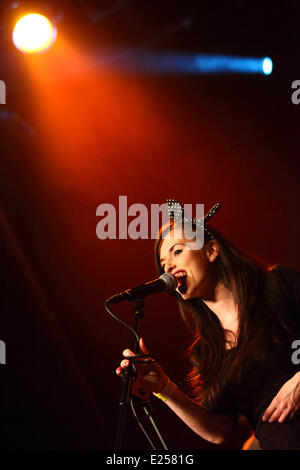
top-left (165, 258), bottom-right (176, 274)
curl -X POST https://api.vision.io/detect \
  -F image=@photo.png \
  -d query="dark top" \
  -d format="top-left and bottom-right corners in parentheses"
top-left (215, 265), bottom-right (300, 450)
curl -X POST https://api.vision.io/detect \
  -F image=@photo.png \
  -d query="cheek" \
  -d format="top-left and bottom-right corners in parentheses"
top-left (189, 255), bottom-right (207, 278)
top-left (181, 251), bottom-right (194, 267)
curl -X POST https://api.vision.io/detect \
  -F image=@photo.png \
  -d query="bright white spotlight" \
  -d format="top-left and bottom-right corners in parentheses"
top-left (262, 57), bottom-right (273, 75)
top-left (12, 13), bottom-right (57, 54)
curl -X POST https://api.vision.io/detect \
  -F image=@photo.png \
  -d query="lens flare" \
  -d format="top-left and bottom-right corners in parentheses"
top-left (12, 13), bottom-right (57, 54)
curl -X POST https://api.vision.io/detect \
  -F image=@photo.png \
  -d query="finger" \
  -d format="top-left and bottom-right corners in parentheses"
top-left (280, 403), bottom-right (299, 422)
top-left (278, 407), bottom-right (292, 423)
top-left (268, 404), bottom-right (287, 423)
top-left (262, 395), bottom-right (279, 421)
top-left (289, 406), bottom-right (298, 420)
top-left (116, 366), bottom-right (127, 379)
top-left (262, 403), bottom-right (276, 421)
top-left (139, 337), bottom-right (149, 354)
top-left (123, 349), bottom-right (134, 357)
top-left (120, 359), bottom-right (130, 368)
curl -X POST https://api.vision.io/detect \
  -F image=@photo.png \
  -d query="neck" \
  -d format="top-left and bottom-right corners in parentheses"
top-left (202, 278), bottom-right (239, 348)
top-left (203, 279), bottom-right (238, 317)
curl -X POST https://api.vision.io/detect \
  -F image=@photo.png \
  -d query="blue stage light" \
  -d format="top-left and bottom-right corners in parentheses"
top-left (262, 57), bottom-right (273, 75)
top-left (97, 51), bottom-right (274, 76)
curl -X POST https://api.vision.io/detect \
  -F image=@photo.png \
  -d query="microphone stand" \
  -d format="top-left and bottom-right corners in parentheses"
top-left (114, 297), bottom-right (167, 450)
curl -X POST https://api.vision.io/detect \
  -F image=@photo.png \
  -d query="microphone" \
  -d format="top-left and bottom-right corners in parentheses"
top-left (105, 273), bottom-right (178, 304)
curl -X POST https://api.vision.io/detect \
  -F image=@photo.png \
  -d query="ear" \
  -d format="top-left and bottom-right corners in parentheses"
top-left (205, 240), bottom-right (219, 262)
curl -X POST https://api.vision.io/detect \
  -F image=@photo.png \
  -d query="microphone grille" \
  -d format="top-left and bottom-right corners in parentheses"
top-left (159, 272), bottom-right (178, 290)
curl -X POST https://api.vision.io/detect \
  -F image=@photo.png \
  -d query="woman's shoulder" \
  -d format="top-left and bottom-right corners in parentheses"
top-left (267, 264), bottom-right (300, 282)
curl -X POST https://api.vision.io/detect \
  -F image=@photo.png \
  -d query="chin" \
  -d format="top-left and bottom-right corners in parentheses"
top-left (178, 291), bottom-right (191, 300)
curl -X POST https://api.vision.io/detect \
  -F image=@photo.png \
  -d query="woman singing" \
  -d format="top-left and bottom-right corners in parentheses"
top-left (116, 200), bottom-right (300, 450)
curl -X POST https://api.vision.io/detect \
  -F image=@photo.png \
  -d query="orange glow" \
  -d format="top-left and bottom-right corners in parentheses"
top-left (21, 34), bottom-right (174, 194)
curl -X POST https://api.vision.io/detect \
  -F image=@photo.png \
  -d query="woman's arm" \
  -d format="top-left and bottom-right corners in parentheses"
top-left (261, 266), bottom-right (300, 422)
top-left (151, 377), bottom-right (234, 445)
top-left (116, 338), bottom-right (234, 445)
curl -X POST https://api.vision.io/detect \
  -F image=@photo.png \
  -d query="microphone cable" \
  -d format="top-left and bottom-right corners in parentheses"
top-left (105, 301), bottom-right (168, 449)
top-left (105, 301), bottom-right (157, 366)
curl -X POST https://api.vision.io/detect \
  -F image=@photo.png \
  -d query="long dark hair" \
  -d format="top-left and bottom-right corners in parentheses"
top-left (154, 220), bottom-right (292, 407)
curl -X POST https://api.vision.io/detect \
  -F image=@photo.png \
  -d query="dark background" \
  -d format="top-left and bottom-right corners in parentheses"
top-left (0, 0), bottom-right (299, 450)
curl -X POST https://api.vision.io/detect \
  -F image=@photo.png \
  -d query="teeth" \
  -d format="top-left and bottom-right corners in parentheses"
top-left (174, 272), bottom-right (186, 278)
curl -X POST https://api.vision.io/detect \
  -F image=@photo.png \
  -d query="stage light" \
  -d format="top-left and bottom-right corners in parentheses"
top-left (262, 57), bottom-right (273, 75)
top-left (12, 13), bottom-right (57, 54)
top-left (96, 51), bottom-right (273, 76)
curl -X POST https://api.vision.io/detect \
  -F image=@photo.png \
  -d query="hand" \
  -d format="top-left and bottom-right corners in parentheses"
top-left (116, 337), bottom-right (169, 394)
top-left (262, 372), bottom-right (300, 423)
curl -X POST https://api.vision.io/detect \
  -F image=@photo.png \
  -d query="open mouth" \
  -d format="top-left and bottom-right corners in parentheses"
top-left (174, 272), bottom-right (188, 294)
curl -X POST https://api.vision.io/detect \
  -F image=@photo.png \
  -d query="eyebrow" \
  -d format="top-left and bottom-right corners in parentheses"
top-left (160, 243), bottom-right (182, 264)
